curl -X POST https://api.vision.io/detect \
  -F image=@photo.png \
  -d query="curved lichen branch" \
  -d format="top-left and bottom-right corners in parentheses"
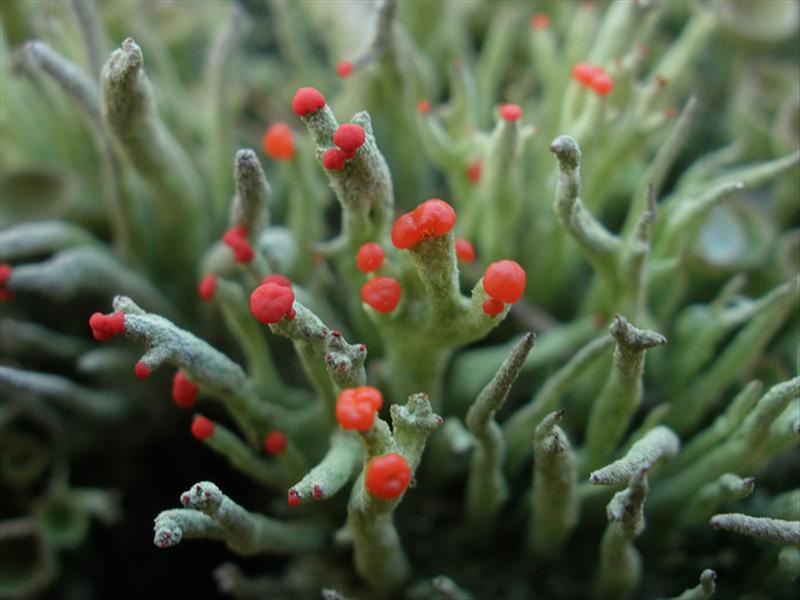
top-left (113, 295), bottom-right (278, 442)
top-left (8, 247), bottom-right (176, 318)
top-left (0, 221), bottom-right (97, 263)
top-left (154, 481), bottom-right (325, 555)
top-left (709, 514), bottom-right (800, 546)
top-left (589, 426), bottom-right (680, 486)
top-left (680, 474), bottom-right (755, 527)
top-left (465, 333), bottom-right (535, 533)
top-left (20, 40), bottom-right (101, 124)
top-left (101, 37), bottom-right (206, 274)
top-left (530, 410), bottom-right (578, 555)
top-left (670, 569), bottom-right (717, 600)
top-left (289, 431), bottom-right (362, 504)
top-left (550, 135), bottom-right (621, 290)
top-left (0, 365), bottom-right (127, 420)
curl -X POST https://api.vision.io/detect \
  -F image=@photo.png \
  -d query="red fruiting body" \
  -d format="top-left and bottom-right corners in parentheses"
top-left (336, 60), bottom-right (353, 78)
top-left (291, 87), bottom-right (326, 117)
top-left (287, 489), bottom-right (301, 507)
top-left (500, 103), bottom-right (523, 121)
top-left (250, 282), bottom-right (295, 324)
top-left (416, 99), bottom-right (431, 114)
top-left (261, 274), bottom-right (292, 288)
top-left (134, 361), bottom-right (151, 379)
top-left (590, 72), bottom-right (614, 96)
top-left (483, 260), bottom-right (527, 304)
top-left (390, 214), bottom-right (419, 249)
top-left (264, 430), bottom-right (288, 455)
top-left (262, 123), bottom-right (295, 161)
top-left (355, 242), bottom-right (385, 273)
top-left (365, 453), bottom-right (412, 500)
top-left (482, 298), bottom-right (505, 317)
top-left (336, 395), bottom-right (376, 431)
top-left (222, 226), bottom-right (255, 264)
top-left (89, 311), bottom-right (125, 341)
top-left (322, 148), bottom-right (347, 171)
top-left (191, 415), bottom-right (215, 440)
top-left (336, 387), bottom-right (383, 431)
top-left (333, 124), bottom-right (366, 153)
top-left (455, 239), bottom-right (476, 263)
top-left (0, 263), bottom-right (12, 301)
top-left (531, 13), bottom-right (550, 30)
top-left (198, 274), bottom-right (217, 301)
top-left (414, 199), bottom-right (457, 239)
top-left (313, 484), bottom-right (323, 499)
top-left (466, 160), bottom-right (482, 183)
top-left (172, 370), bottom-right (199, 408)
top-left (360, 277), bottom-right (401, 313)
top-left (390, 199), bottom-right (457, 249)
top-left (572, 63), bottom-right (602, 86)
top-left (339, 386), bottom-right (383, 411)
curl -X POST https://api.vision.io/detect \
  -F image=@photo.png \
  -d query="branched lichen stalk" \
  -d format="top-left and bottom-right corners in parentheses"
top-left (596, 468), bottom-right (649, 599)
top-left (550, 135), bottom-right (621, 298)
top-left (113, 296), bottom-right (279, 443)
top-left (347, 394), bottom-right (441, 589)
top-left (583, 316), bottom-right (667, 472)
top-left (529, 410), bottom-right (578, 555)
top-left (155, 481), bottom-right (325, 554)
top-left (465, 333), bottom-right (534, 533)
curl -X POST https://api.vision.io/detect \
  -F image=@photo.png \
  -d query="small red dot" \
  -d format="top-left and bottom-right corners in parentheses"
top-left (530, 13), bottom-right (550, 30)
top-left (355, 242), bottom-right (385, 273)
top-left (134, 361), bottom-right (151, 379)
top-left (360, 277), bottom-right (401, 313)
top-left (336, 60), bottom-right (353, 78)
top-left (291, 87), bottom-right (326, 117)
top-left (466, 160), bottom-right (482, 183)
top-left (262, 123), bottom-right (295, 161)
top-left (590, 73), bottom-right (613, 96)
top-left (455, 239), bottom-right (475, 263)
top-left (499, 104), bottom-right (523, 121)
top-left (191, 415), bottom-right (215, 440)
top-left (482, 298), bottom-right (505, 317)
top-left (287, 489), bottom-right (301, 507)
top-left (264, 430), bottom-right (288, 455)
top-left (322, 148), bottom-right (347, 171)
top-left (198, 274), bottom-right (217, 301)
top-left (417, 99), bottom-right (431, 114)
